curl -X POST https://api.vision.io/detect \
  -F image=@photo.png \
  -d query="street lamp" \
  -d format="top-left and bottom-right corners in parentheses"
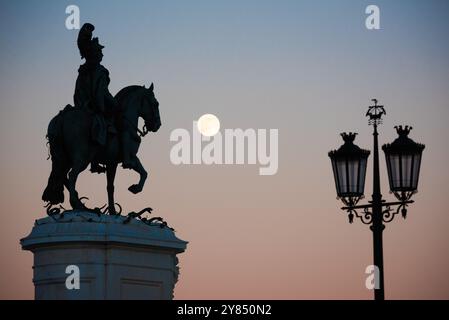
top-left (328, 99), bottom-right (425, 300)
top-left (383, 125), bottom-right (425, 212)
top-left (329, 132), bottom-right (370, 213)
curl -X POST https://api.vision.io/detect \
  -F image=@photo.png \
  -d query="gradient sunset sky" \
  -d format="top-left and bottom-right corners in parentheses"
top-left (1, 0), bottom-right (449, 299)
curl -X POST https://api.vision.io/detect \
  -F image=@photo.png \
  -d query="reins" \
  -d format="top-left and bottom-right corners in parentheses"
top-left (123, 116), bottom-right (149, 137)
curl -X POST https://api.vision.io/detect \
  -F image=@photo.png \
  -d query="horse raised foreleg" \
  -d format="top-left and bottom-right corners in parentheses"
top-left (128, 157), bottom-right (147, 194)
top-left (66, 161), bottom-right (89, 210)
top-left (106, 163), bottom-right (118, 214)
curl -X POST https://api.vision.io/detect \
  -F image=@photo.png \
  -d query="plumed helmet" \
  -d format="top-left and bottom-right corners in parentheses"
top-left (77, 23), bottom-right (105, 60)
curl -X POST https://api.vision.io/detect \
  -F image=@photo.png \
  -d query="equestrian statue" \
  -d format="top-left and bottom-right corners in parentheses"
top-left (42, 23), bottom-right (161, 216)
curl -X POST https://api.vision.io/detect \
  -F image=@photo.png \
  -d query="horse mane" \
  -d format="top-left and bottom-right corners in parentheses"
top-left (115, 85), bottom-right (146, 109)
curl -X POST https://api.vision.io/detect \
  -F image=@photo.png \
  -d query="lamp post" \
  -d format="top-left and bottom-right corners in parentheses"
top-left (328, 99), bottom-right (425, 300)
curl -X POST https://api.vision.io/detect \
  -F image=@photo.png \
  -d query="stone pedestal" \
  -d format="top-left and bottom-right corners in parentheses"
top-left (20, 211), bottom-right (187, 300)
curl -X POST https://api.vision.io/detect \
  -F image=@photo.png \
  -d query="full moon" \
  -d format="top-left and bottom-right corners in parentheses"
top-left (197, 114), bottom-right (220, 137)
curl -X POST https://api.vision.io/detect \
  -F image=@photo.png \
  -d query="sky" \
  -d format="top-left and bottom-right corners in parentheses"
top-left (1, 0), bottom-right (449, 299)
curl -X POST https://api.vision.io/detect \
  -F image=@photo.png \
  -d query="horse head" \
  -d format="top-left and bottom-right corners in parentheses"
top-left (140, 83), bottom-right (161, 133)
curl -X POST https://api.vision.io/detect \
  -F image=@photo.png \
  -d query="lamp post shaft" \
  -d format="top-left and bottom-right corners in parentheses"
top-left (371, 123), bottom-right (385, 300)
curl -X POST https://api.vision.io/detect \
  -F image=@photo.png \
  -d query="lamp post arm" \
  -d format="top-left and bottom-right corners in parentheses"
top-left (341, 199), bottom-right (414, 211)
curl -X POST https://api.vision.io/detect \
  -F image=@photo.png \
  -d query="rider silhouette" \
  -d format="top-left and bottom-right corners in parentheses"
top-left (74, 23), bottom-right (118, 173)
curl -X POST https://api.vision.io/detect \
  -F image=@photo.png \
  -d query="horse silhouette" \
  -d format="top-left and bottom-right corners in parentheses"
top-left (42, 84), bottom-right (161, 215)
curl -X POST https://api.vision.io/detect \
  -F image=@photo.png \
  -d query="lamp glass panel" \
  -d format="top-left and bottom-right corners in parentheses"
top-left (401, 154), bottom-right (413, 189)
top-left (389, 154), bottom-right (401, 189)
top-left (411, 153), bottom-right (422, 190)
top-left (348, 158), bottom-right (359, 194)
top-left (358, 158), bottom-right (367, 194)
top-left (331, 159), bottom-right (339, 193)
top-left (337, 159), bottom-right (347, 194)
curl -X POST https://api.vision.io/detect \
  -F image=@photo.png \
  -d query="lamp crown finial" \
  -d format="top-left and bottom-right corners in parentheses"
top-left (340, 132), bottom-right (357, 143)
top-left (394, 125), bottom-right (412, 137)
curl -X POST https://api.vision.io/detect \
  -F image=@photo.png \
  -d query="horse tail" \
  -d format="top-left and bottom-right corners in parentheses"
top-left (42, 105), bottom-right (71, 205)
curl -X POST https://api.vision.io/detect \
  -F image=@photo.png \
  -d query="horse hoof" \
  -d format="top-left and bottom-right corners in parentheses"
top-left (128, 184), bottom-right (142, 194)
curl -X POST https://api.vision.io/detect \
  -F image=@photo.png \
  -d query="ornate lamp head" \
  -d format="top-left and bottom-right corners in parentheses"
top-left (382, 125), bottom-right (425, 200)
top-left (328, 132), bottom-right (371, 206)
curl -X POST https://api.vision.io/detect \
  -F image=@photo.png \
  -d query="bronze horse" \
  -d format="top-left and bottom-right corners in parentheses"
top-left (42, 84), bottom-right (161, 215)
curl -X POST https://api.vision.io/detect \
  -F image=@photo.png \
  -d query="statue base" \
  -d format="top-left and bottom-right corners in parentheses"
top-left (20, 210), bottom-right (187, 300)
